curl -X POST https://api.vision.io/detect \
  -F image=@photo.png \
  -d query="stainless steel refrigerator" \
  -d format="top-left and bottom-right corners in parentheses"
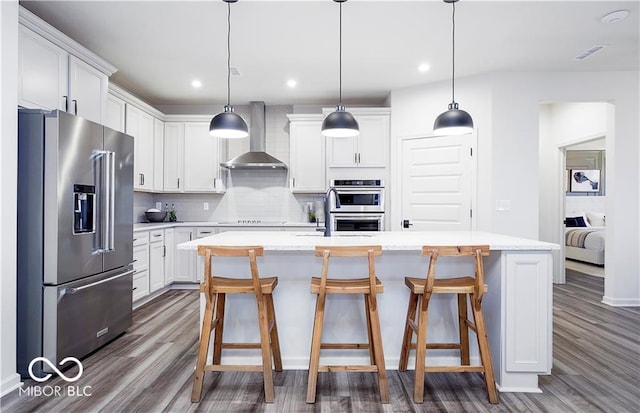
top-left (17, 109), bottom-right (134, 378)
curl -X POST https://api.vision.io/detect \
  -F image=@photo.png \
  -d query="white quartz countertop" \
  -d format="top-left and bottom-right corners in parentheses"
top-left (177, 230), bottom-right (559, 251)
top-left (133, 221), bottom-right (322, 232)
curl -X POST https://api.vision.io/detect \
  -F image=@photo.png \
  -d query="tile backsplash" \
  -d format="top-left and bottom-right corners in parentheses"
top-left (134, 105), bottom-right (326, 224)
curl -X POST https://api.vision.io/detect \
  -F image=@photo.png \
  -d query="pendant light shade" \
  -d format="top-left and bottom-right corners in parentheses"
top-left (433, 0), bottom-right (474, 135)
top-left (322, 0), bottom-right (359, 138)
top-left (210, 0), bottom-right (248, 139)
top-left (209, 105), bottom-right (249, 139)
top-left (321, 104), bottom-right (360, 138)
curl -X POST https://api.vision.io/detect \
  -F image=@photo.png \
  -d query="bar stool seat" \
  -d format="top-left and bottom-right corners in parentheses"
top-left (310, 277), bottom-right (384, 295)
top-left (399, 245), bottom-right (499, 404)
top-left (306, 245), bottom-right (389, 404)
top-left (191, 246), bottom-right (282, 404)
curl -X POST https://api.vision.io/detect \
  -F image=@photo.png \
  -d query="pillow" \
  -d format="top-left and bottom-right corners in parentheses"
top-left (566, 216), bottom-right (588, 227)
top-left (565, 212), bottom-right (590, 227)
top-left (586, 212), bottom-right (605, 226)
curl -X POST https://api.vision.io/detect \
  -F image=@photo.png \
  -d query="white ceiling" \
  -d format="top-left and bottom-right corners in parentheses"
top-left (20, 0), bottom-right (640, 107)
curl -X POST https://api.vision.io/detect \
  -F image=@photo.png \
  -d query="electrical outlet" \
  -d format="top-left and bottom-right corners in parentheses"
top-left (203, 202), bottom-right (209, 211)
top-left (155, 202), bottom-right (162, 210)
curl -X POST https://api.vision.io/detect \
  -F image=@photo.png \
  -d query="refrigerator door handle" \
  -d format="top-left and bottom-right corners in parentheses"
top-left (94, 150), bottom-right (116, 253)
top-left (58, 268), bottom-right (135, 301)
top-left (106, 151), bottom-right (116, 251)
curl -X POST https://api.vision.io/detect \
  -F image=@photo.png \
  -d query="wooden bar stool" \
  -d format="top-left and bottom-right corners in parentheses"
top-left (191, 246), bottom-right (282, 403)
top-left (306, 245), bottom-right (389, 404)
top-left (398, 245), bottom-right (499, 404)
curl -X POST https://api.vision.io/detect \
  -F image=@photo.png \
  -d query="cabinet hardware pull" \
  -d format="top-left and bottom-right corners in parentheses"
top-left (154, 234), bottom-right (161, 237)
top-left (132, 287), bottom-right (138, 291)
top-left (72, 99), bottom-right (78, 115)
top-left (354, 152), bottom-right (357, 164)
top-left (292, 177), bottom-right (295, 188)
top-left (63, 95), bottom-right (68, 112)
top-left (163, 245), bottom-right (166, 257)
top-left (177, 178), bottom-right (180, 188)
top-left (213, 177), bottom-right (217, 189)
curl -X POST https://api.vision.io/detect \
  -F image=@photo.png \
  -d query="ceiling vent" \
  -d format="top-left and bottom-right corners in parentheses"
top-left (575, 45), bottom-right (608, 60)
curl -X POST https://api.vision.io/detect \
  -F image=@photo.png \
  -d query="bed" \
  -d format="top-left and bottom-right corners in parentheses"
top-left (565, 212), bottom-right (605, 266)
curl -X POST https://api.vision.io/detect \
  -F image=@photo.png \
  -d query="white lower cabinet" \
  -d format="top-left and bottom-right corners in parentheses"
top-left (174, 227), bottom-right (197, 283)
top-left (148, 230), bottom-right (165, 293)
top-left (194, 227), bottom-right (217, 282)
top-left (132, 232), bottom-right (150, 302)
top-left (164, 228), bottom-right (175, 285)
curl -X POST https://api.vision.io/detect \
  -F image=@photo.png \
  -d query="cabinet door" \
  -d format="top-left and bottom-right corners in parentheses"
top-left (153, 118), bottom-right (165, 192)
top-left (164, 123), bottom-right (185, 192)
top-left (174, 227), bottom-right (196, 282)
top-left (164, 229), bottom-right (175, 285)
top-left (356, 114), bottom-right (389, 167)
top-left (18, 26), bottom-right (68, 111)
top-left (195, 227), bottom-right (216, 282)
top-left (184, 123), bottom-right (221, 192)
top-left (326, 135), bottom-right (358, 168)
top-left (68, 55), bottom-right (108, 124)
top-left (126, 105), bottom-right (155, 190)
top-left (290, 120), bottom-right (325, 192)
top-left (105, 94), bottom-right (126, 133)
top-left (149, 241), bottom-right (165, 293)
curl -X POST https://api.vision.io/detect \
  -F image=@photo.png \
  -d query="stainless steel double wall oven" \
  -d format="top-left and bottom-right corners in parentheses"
top-left (328, 179), bottom-right (385, 232)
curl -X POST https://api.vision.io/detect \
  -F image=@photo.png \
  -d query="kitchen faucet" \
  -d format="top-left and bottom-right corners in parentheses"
top-left (323, 187), bottom-right (341, 237)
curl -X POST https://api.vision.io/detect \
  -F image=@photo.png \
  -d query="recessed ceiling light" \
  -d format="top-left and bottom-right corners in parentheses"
top-left (418, 63), bottom-right (430, 73)
top-left (191, 80), bottom-right (202, 88)
top-left (601, 10), bottom-right (630, 24)
top-left (287, 79), bottom-right (297, 88)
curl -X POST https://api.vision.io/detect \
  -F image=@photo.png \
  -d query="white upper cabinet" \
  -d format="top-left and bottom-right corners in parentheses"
top-left (153, 118), bottom-right (165, 192)
top-left (18, 9), bottom-right (116, 124)
top-left (163, 122), bottom-right (185, 192)
top-left (288, 114), bottom-right (325, 192)
top-left (184, 122), bottom-right (224, 193)
top-left (68, 55), bottom-right (108, 124)
top-left (18, 26), bottom-right (68, 113)
top-left (326, 109), bottom-right (390, 168)
top-left (105, 93), bottom-right (126, 133)
top-left (126, 104), bottom-right (155, 191)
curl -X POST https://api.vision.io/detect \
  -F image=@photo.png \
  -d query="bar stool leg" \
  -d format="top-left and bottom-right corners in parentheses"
top-left (457, 293), bottom-right (470, 365)
top-left (255, 294), bottom-right (275, 403)
top-left (306, 291), bottom-right (327, 403)
top-left (266, 294), bottom-right (282, 371)
top-left (364, 295), bottom-right (375, 364)
top-left (191, 294), bottom-right (216, 402)
top-left (399, 292), bottom-right (419, 371)
top-left (470, 294), bottom-right (499, 404)
top-left (212, 293), bottom-right (225, 365)
top-left (413, 295), bottom-right (429, 403)
top-left (367, 293), bottom-right (389, 403)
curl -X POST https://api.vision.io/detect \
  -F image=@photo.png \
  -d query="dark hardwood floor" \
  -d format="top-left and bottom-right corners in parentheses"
top-left (2, 270), bottom-right (639, 412)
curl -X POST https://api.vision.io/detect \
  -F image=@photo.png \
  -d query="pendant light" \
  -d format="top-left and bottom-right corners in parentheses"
top-left (209, 0), bottom-right (249, 139)
top-left (321, 0), bottom-right (359, 138)
top-left (433, 0), bottom-right (474, 135)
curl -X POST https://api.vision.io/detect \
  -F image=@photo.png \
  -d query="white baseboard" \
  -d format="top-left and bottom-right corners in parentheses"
top-left (0, 373), bottom-right (23, 398)
top-left (602, 296), bottom-right (640, 307)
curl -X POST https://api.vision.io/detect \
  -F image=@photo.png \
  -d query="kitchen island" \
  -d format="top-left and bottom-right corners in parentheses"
top-left (178, 231), bottom-right (558, 393)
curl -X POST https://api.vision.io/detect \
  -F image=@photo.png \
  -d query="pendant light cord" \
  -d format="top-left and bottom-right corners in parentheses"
top-left (451, 1), bottom-right (456, 104)
top-left (226, 1), bottom-right (231, 107)
top-left (339, 1), bottom-right (343, 104)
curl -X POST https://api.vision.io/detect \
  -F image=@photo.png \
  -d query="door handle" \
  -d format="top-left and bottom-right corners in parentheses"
top-left (72, 99), bottom-right (78, 115)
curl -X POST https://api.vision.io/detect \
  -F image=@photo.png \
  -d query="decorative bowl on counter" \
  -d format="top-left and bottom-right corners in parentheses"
top-left (145, 209), bottom-right (167, 222)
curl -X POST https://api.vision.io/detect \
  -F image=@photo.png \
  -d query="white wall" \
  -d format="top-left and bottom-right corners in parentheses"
top-left (390, 71), bottom-right (639, 306)
top-left (0, 0), bottom-right (22, 397)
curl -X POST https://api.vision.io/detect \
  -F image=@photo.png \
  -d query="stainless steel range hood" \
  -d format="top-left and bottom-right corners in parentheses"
top-left (220, 101), bottom-right (287, 170)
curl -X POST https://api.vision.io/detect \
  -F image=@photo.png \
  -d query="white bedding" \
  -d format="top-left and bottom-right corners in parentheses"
top-left (565, 226), bottom-right (605, 265)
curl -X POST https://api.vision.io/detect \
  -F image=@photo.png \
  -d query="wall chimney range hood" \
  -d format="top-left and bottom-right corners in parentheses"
top-left (220, 101), bottom-right (287, 170)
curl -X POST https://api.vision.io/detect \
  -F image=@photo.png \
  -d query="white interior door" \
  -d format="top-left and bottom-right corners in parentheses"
top-left (401, 134), bottom-right (475, 231)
